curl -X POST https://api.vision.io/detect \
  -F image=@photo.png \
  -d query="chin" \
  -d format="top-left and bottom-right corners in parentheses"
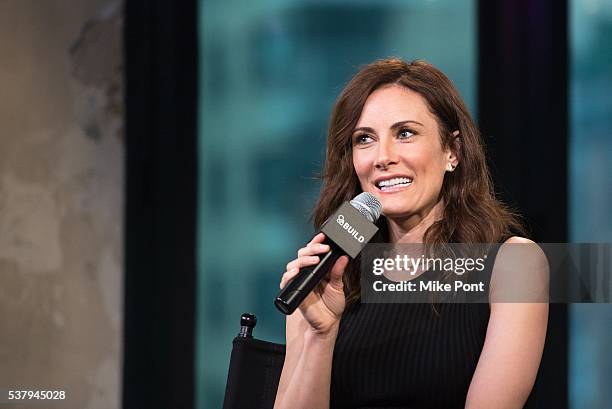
top-left (379, 203), bottom-right (416, 219)
top-left (381, 209), bottom-right (415, 220)
top-left (374, 195), bottom-right (411, 214)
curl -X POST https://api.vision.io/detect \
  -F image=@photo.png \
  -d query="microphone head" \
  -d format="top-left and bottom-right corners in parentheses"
top-left (350, 192), bottom-right (382, 223)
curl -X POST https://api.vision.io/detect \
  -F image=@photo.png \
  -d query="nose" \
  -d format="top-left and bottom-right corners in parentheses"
top-left (374, 138), bottom-right (398, 170)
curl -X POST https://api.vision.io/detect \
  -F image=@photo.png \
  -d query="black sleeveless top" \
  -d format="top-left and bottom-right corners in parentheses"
top-left (330, 246), bottom-right (500, 409)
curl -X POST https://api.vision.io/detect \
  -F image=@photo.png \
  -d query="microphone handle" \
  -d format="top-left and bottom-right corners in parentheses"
top-left (274, 239), bottom-right (343, 315)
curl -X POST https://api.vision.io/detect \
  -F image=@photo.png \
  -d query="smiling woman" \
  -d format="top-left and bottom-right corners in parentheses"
top-left (351, 84), bottom-right (454, 226)
top-left (274, 58), bottom-right (548, 409)
top-left (313, 59), bottom-right (528, 306)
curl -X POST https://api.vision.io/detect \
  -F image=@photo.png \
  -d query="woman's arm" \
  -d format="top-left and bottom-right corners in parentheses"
top-left (465, 237), bottom-right (549, 409)
top-left (273, 233), bottom-right (349, 409)
top-left (274, 316), bottom-right (340, 409)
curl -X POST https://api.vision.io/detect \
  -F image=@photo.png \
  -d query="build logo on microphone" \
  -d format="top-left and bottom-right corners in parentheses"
top-left (336, 214), bottom-right (366, 243)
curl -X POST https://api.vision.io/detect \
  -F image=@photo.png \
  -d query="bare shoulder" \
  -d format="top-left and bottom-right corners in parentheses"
top-left (496, 235), bottom-right (548, 270)
top-left (503, 235), bottom-right (533, 244)
top-left (490, 236), bottom-right (549, 303)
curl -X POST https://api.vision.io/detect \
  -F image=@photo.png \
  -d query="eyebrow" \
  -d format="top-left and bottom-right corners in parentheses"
top-left (352, 120), bottom-right (424, 134)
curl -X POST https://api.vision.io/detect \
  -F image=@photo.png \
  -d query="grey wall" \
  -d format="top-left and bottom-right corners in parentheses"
top-left (0, 1), bottom-right (123, 408)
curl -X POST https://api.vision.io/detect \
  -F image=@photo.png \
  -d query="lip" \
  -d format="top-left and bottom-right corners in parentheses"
top-left (373, 174), bottom-right (414, 186)
top-left (372, 174), bottom-right (414, 193)
top-left (376, 184), bottom-right (412, 194)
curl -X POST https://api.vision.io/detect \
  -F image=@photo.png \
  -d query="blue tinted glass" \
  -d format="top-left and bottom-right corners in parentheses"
top-left (197, 1), bottom-right (476, 407)
top-left (569, 1), bottom-right (612, 408)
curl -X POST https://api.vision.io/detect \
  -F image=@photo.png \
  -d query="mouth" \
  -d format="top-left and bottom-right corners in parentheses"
top-left (374, 176), bottom-right (413, 192)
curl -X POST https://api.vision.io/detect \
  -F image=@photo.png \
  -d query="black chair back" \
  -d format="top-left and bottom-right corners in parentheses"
top-left (223, 314), bottom-right (286, 409)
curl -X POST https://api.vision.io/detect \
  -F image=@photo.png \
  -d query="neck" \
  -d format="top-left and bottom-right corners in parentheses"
top-left (387, 201), bottom-right (444, 243)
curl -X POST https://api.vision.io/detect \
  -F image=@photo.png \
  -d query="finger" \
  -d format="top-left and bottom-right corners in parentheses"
top-left (287, 254), bottom-right (321, 272)
top-left (329, 256), bottom-right (349, 285)
top-left (298, 242), bottom-right (330, 257)
top-left (280, 268), bottom-right (299, 289)
top-left (308, 232), bottom-right (327, 245)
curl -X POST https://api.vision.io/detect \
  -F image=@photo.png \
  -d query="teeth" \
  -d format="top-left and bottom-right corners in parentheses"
top-left (377, 177), bottom-right (413, 188)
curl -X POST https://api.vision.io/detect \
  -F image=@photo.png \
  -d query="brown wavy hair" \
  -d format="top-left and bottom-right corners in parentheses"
top-left (312, 58), bottom-right (525, 304)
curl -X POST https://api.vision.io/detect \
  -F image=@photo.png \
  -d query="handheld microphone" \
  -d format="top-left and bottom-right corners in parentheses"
top-left (274, 192), bottom-right (382, 315)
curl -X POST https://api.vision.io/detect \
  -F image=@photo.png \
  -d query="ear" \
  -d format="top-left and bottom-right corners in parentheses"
top-left (445, 130), bottom-right (461, 171)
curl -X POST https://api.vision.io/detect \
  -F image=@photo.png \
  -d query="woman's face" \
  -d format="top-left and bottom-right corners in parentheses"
top-left (351, 84), bottom-right (455, 221)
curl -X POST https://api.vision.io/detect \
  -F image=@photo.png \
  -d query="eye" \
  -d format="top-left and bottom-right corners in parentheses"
top-left (398, 128), bottom-right (415, 140)
top-left (353, 134), bottom-right (374, 145)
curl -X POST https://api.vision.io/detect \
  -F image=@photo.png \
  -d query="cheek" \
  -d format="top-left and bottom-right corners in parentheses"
top-left (417, 153), bottom-right (447, 193)
top-left (414, 145), bottom-right (446, 175)
top-left (352, 151), bottom-right (370, 180)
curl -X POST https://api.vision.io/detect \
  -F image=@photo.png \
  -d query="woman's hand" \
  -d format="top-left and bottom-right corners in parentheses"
top-left (280, 233), bottom-right (349, 336)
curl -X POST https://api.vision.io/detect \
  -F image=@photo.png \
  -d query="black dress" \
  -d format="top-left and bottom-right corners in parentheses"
top-left (330, 247), bottom-right (500, 409)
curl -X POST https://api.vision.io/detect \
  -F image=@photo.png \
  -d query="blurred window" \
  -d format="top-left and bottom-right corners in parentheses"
top-left (197, 0), bottom-right (476, 407)
top-left (569, 1), bottom-right (612, 408)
